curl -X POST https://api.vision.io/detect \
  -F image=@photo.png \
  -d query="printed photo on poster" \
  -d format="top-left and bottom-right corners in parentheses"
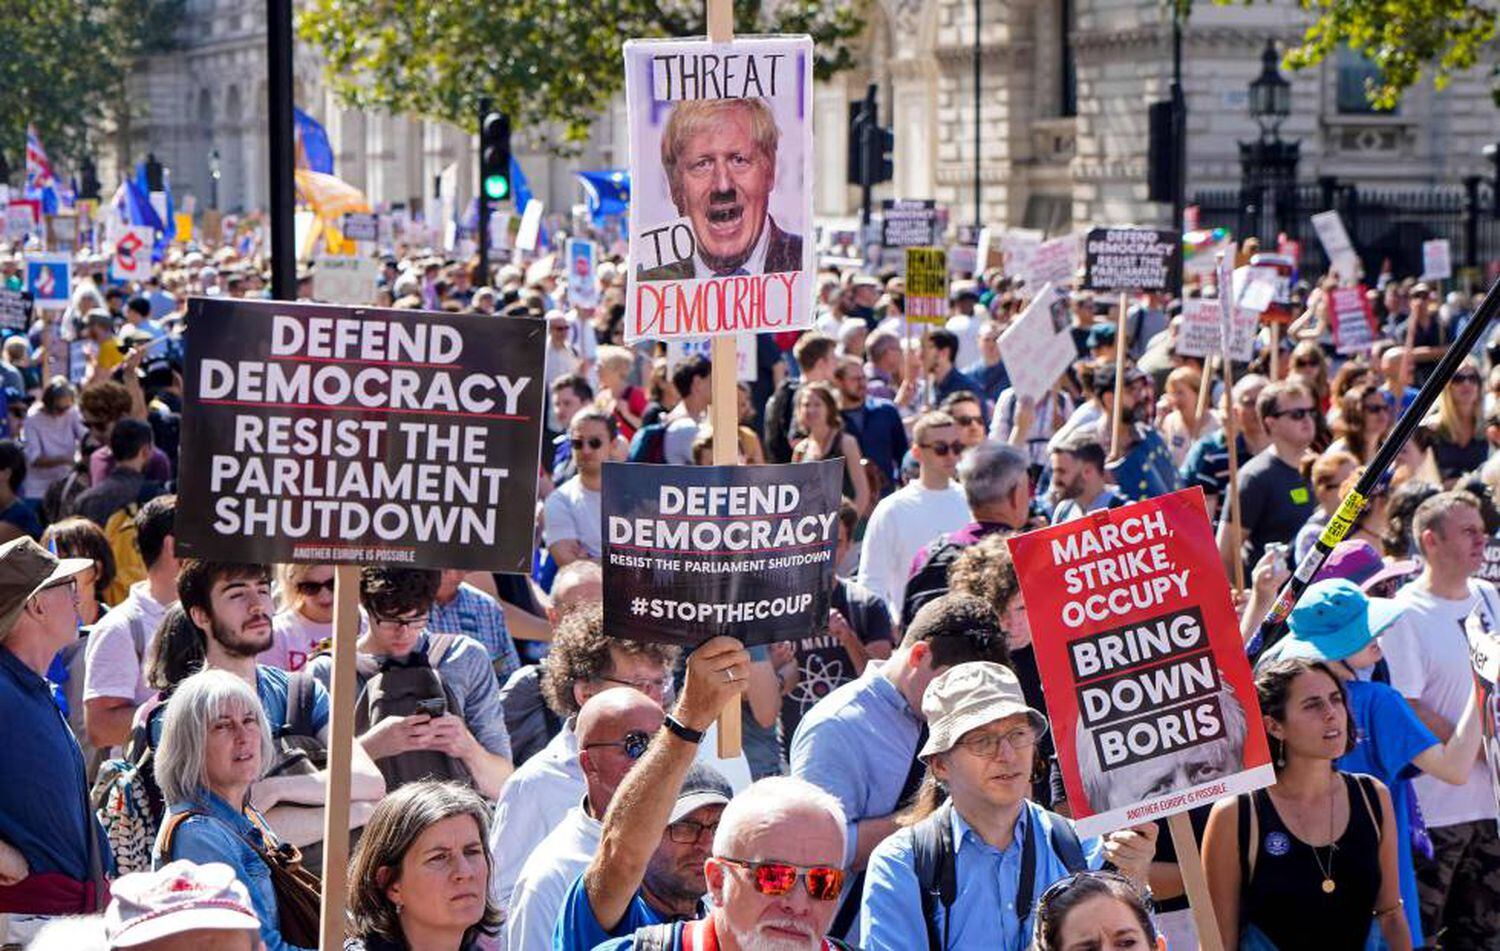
top-left (1006, 488), bottom-right (1274, 837)
top-left (624, 35), bottom-right (814, 341)
top-left (602, 460), bottom-right (841, 648)
top-left (567, 238), bottom-right (601, 308)
top-left (998, 283), bottom-right (1075, 402)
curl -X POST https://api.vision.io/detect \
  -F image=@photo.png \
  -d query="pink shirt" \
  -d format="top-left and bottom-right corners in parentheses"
top-left (259, 609), bottom-right (332, 672)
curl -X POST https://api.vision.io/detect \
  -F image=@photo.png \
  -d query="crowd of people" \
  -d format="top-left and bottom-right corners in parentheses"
top-left (0, 228), bottom-right (1498, 951)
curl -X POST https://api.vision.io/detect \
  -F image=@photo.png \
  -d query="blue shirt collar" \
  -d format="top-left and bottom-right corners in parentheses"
top-left (0, 645), bottom-right (51, 693)
top-left (864, 661), bottom-right (921, 723)
top-left (181, 788), bottom-right (257, 831)
top-left (951, 800), bottom-right (1031, 856)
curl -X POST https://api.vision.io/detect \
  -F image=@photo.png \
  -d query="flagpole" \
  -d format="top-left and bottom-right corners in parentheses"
top-left (267, 0), bottom-right (297, 300)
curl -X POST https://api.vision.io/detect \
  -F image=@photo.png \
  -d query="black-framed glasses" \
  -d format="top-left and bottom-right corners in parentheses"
top-left (570, 436), bottom-right (605, 451)
top-left (296, 578), bottom-right (336, 597)
top-left (1267, 406), bottom-right (1314, 421)
top-left (581, 729), bottom-right (653, 760)
top-left (920, 440), bottom-right (966, 457)
top-left (666, 818), bottom-right (719, 845)
top-left (956, 726), bottom-right (1038, 759)
top-left (952, 414), bottom-right (984, 427)
top-left (1362, 401), bottom-right (1390, 415)
top-left (715, 858), bottom-right (845, 901)
top-left (371, 612), bottom-right (428, 633)
top-left (1454, 373), bottom-right (1482, 385)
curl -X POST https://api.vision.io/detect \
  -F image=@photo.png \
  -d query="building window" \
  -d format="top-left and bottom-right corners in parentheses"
top-left (1336, 47), bottom-right (1396, 115)
top-left (1060, 0), bottom-right (1077, 117)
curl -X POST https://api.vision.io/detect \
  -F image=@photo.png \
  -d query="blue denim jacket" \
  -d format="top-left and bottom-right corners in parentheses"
top-left (154, 790), bottom-right (313, 951)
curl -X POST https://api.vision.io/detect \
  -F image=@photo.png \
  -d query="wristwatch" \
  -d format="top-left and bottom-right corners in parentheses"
top-left (664, 714), bottom-right (705, 745)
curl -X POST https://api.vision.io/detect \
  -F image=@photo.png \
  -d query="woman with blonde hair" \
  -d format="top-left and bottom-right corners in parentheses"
top-left (262, 564), bottom-right (335, 672)
top-left (1422, 356), bottom-right (1485, 486)
top-left (594, 344), bottom-right (647, 440)
top-left (1157, 365), bottom-right (1220, 468)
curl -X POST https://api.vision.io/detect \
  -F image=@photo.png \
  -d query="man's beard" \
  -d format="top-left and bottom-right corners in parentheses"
top-left (724, 917), bottom-right (820, 951)
top-left (211, 617), bottom-right (273, 659)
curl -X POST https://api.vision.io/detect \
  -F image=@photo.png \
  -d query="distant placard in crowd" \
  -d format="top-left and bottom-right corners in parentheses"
top-left (312, 255), bottom-right (380, 306)
top-left (1001, 228), bottom-right (1043, 282)
top-left (25, 253), bottom-right (71, 305)
top-left (880, 199), bottom-right (940, 248)
top-left (1330, 286), bottom-right (1376, 356)
top-left (516, 199), bottom-right (545, 253)
top-left (1025, 233), bottom-right (1080, 289)
top-left (904, 247), bottom-right (948, 325)
top-left (623, 35), bottom-right (815, 342)
top-left (602, 461), bottom-right (841, 648)
top-left (341, 213), bottom-right (379, 243)
top-left (1479, 538), bottom-right (1500, 586)
top-left (566, 238), bottom-right (601, 308)
top-left (0, 289), bottom-right (31, 333)
top-left (110, 226), bottom-right (155, 284)
top-left (1422, 238), bottom-right (1453, 282)
top-left (1007, 488), bottom-right (1275, 837)
top-left (1311, 210), bottom-right (1359, 283)
top-left (1083, 228), bottom-right (1180, 293)
top-left (177, 298), bottom-right (547, 572)
top-left (1176, 297), bottom-right (1255, 364)
top-left (1465, 609), bottom-right (1500, 819)
top-left (666, 334), bottom-right (757, 383)
top-left (998, 282), bottom-right (1074, 401)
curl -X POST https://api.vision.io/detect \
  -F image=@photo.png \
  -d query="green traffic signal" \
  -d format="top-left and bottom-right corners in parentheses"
top-left (484, 174), bottom-right (510, 200)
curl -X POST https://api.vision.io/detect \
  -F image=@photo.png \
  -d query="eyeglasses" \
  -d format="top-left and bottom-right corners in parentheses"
top-left (1266, 406), bottom-right (1314, 421)
top-left (952, 415), bottom-right (984, 428)
top-left (666, 819), bottom-right (719, 845)
top-left (956, 727), bottom-right (1038, 759)
top-left (42, 577), bottom-right (78, 598)
top-left (371, 613), bottom-right (428, 633)
top-left (598, 673), bottom-right (673, 697)
top-left (1454, 373), bottom-right (1482, 385)
top-left (582, 729), bottom-right (653, 760)
top-left (570, 436), bottom-right (606, 451)
top-left (1361, 401), bottom-right (1390, 416)
top-left (296, 578), bottom-right (336, 597)
top-left (920, 440), bottom-right (966, 457)
top-left (716, 858), bottom-right (845, 901)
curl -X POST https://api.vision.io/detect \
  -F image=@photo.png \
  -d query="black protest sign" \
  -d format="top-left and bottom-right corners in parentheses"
top-left (177, 298), bottom-right (546, 571)
top-left (0, 289), bottom-right (31, 332)
top-left (602, 460), bottom-right (842, 648)
top-left (1084, 228), bottom-right (1180, 293)
top-left (881, 199), bottom-right (939, 248)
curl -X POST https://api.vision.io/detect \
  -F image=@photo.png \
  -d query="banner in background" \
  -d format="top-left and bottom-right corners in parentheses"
top-left (905, 246), bottom-right (948, 325)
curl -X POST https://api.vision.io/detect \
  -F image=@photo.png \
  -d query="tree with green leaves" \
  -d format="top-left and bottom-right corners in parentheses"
top-left (297, 0), bottom-right (865, 151)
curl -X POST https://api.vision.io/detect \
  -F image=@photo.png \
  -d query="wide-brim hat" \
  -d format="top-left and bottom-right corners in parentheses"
top-left (0, 537), bottom-right (93, 638)
top-left (920, 661), bottom-right (1048, 761)
top-left (1276, 578), bottom-right (1406, 664)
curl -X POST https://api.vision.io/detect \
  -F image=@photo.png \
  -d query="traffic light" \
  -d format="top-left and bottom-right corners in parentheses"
top-left (867, 125), bottom-right (894, 185)
top-left (480, 110), bottom-right (512, 203)
top-left (80, 157), bottom-right (101, 201)
top-left (1147, 99), bottom-right (1180, 204)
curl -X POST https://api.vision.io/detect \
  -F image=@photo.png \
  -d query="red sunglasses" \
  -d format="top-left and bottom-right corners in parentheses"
top-left (716, 858), bottom-right (845, 901)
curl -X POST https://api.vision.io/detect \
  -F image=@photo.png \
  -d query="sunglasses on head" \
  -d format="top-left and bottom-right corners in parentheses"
top-left (920, 440), bottom-right (966, 457)
top-left (716, 858), bottom-right (845, 901)
top-left (570, 436), bottom-right (605, 450)
top-left (296, 577), bottom-right (336, 597)
top-left (582, 728), bottom-right (653, 760)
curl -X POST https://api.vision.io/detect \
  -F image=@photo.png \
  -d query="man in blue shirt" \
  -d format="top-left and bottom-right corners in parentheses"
top-left (963, 319), bottom-right (1010, 409)
top-left (432, 567), bottom-right (521, 680)
top-left (834, 356), bottom-right (907, 492)
top-left (1089, 364), bottom-right (1180, 502)
top-left (555, 637), bottom-right (750, 951)
top-left (0, 538), bottom-right (107, 936)
top-left (923, 329), bottom-right (983, 407)
top-left (859, 662), bottom-right (1157, 950)
top-left (790, 593), bottom-right (1013, 940)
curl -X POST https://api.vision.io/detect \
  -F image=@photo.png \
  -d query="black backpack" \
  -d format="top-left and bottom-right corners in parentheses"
top-left (909, 801), bottom-right (1086, 950)
top-left (352, 633), bottom-right (475, 790)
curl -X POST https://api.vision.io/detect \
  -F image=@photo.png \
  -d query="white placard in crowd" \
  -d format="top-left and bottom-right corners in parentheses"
top-left (1001, 228), bottom-right (1044, 281)
top-left (110, 225), bottom-right (155, 284)
top-left (4, 204), bottom-right (33, 241)
top-left (516, 199), bottom-right (545, 252)
top-left (667, 334), bottom-right (757, 382)
top-left (1177, 297), bottom-right (1256, 363)
top-left (1312, 210), bottom-right (1359, 283)
top-left (1422, 239), bottom-right (1452, 281)
top-left (312, 255), bottom-right (380, 305)
top-left (566, 238), bottom-right (601, 308)
top-left (1025, 233), bottom-right (1080, 290)
top-left (998, 283), bottom-right (1074, 401)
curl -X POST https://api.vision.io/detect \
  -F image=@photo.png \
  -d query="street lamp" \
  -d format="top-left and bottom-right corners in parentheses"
top-left (1248, 40), bottom-right (1291, 140)
top-left (209, 147), bottom-right (221, 210)
top-left (1239, 39), bottom-right (1300, 245)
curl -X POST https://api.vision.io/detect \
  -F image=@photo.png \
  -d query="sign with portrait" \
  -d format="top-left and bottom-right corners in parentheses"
top-left (623, 35), bottom-right (815, 342)
top-left (997, 282), bottom-right (1075, 402)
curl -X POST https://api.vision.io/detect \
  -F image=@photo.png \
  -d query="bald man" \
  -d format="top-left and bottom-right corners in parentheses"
top-left (505, 688), bottom-right (665, 951)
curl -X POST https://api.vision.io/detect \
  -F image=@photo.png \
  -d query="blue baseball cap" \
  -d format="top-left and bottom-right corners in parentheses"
top-left (1277, 579), bottom-right (1407, 664)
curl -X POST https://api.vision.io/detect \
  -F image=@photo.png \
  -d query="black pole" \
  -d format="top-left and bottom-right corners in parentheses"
top-left (1252, 275), bottom-right (1500, 651)
top-left (858, 85), bottom-right (875, 228)
top-left (973, 0), bottom-right (981, 230)
top-left (266, 0), bottom-right (296, 300)
top-left (478, 98), bottom-right (492, 284)
top-left (1170, 2), bottom-right (1186, 246)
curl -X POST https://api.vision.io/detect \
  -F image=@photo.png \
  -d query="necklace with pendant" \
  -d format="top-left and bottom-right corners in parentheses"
top-left (1311, 779), bottom-right (1337, 893)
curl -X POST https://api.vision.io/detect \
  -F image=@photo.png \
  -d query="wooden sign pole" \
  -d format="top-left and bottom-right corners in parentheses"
top-left (1221, 355), bottom-right (1244, 595)
top-left (1168, 813), bottom-right (1225, 951)
top-left (1268, 321), bottom-right (1281, 379)
top-left (707, 0), bottom-right (742, 760)
top-left (1193, 355), bottom-right (1215, 434)
top-left (1108, 291), bottom-right (1129, 462)
top-left (317, 565), bottom-right (362, 950)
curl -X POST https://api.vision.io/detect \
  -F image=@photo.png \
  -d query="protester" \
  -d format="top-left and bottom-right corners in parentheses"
top-left (0, 440), bottom-right (41, 542)
top-left (834, 355), bottom-right (907, 493)
top-left (939, 391), bottom-right (988, 449)
top-left (790, 381), bottom-right (869, 515)
top-left (1030, 871), bottom-right (1164, 951)
top-left (765, 333), bottom-right (837, 464)
top-left (922, 329), bottom-right (983, 407)
top-left (1202, 658), bottom-right (1410, 951)
top-left (262, 563), bottom-right (335, 673)
top-left (1223, 379), bottom-right (1318, 571)
top-left (21, 379), bottom-right (84, 510)
top-left (544, 409), bottom-right (610, 566)
top-left (859, 662), bottom-right (1157, 950)
top-left (431, 568), bottom-right (521, 680)
top-left (1424, 357), bottom-right (1486, 485)
top-left (345, 781), bottom-right (501, 951)
top-left (1049, 432), bottom-right (1127, 521)
top-left (73, 420), bottom-right (164, 529)
top-left (1182, 374), bottom-right (1269, 520)
top-left (1156, 365), bottom-right (1219, 468)
top-left (1088, 364), bottom-right (1179, 501)
top-left (103, 860), bottom-right (262, 951)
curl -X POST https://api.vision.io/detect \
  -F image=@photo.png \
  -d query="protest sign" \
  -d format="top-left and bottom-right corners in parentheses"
top-left (515, 199), bottom-right (545, 253)
top-left (1025, 233), bottom-right (1080, 289)
top-left (1183, 228), bottom-right (1233, 277)
top-left (1422, 239), bottom-right (1453, 282)
top-left (905, 247), bottom-right (948, 325)
top-left (173, 213), bottom-right (193, 244)
top-left (667, 334), bottom-right (756, 382)
top-left (0, 289), bottom-right (32, 333)
top-left (312, 255), bottom-right (380, 305)
top-left (1001, 228), bottom-right (1044, 281)
top-left (601, 460), bottom-right (841, 648)
top-left (1465, 609), bottom-right (1500, 819)
top-left (566, 238), bottom-right (600, 308)
top-left (46, 214), bottom-right (78, 251)
top-left (947, 244), bottom-right (977, 276)
top-left (341, 213), bottom-right (379, 243)
top-left (1311, 210), bottom-right (1359, 281)
top-left (1006, 488), bottom-right (1274, 837)
top-left (623, 35), bottom-right (814, 341)
top-left (111, 226), bottom-right (155, 284)
top-left (176, 298), bottom-right (547, 571)
top-left (1479, 539), bottom-right (1500, 585)
top-left (1176, 298), bottom-right (1254, 364)
top-left (998, 283), bottom-right (1074, 402)
top-left (880, 199), bottom-right (939, 248)
top-left (25, 253), bottom-right (71, 305)
top-left (1330, 286), bottom-right (1375, 356)
top-left (1084, 228), bottom-right (1180, 293)
top-left (3, 204), bottom-right (32, 241)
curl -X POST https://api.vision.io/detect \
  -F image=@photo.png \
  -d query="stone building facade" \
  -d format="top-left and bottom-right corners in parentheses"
top-left (119, 0), bottom-right (1500, 236)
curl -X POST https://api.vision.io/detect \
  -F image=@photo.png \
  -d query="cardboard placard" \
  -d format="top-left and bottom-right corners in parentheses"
top-left (601, 460), bottom-right (841, 647)
top-left (905, 246), bottom-right (948, 325)
top-left (1000, 228), bottom-right (1044, 281)
top-left (312, 255), bottom-right (380, 305)
top-left (1311, 210), bottom-right (1359, 282)
top-left (341, 213), bottom-right (379, 243)
top-left (624, 35), bottom-right (815, 342)
top-left (1006, 488), bottom-right (1275, 837)
top-left (0, 289), bottom-right (32, 333)
top-left (515, 199), bottom-right (545, 253)
top-left (1025, 233), bottom-right (1080, 289)
top-left (176, 298), bottom-right (546, 571)
top-left (1084, 228), bottom-right (1180, 293)
top-left (667, 334), bottom-right (757, 383)
top-left (46, 214), bottom-right (78, 251)
top-left (3, 203), bottom-right (34, 241)
top-left (566, 238), bottom-right (601, 308)
top-left (1422, 239), bottom-right (1452, 282)
top-left (997, 282), bottom-right (1074, 402)
top-left (24, 253), bottom-right (71, 304)
top-left (1330, 286), bottom-right (1375, 356)
top-left (1177, 298), bottom-right (1255, 364)
top-left (111, 226), bottom-right (155, 284)
top-left (880, 199), bottom-right (940, 248)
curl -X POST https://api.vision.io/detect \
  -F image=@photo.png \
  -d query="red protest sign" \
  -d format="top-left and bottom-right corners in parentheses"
top-left (1006, 488), bottom-right (1273, 837)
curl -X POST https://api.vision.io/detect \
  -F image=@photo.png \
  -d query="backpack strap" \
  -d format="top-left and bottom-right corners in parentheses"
top-left (129, 615), bottom-right (149, 663)
top-left (425, 633), bottom-right (460, 668)
top-left (156, 810), bottom-right (204, 864)
top-left (1046, 814), bottom-right (1088, 874)
top-left (911, 802), bottom-right (956, 951)
top-left (1238, 789), bottom-right (1261, 889)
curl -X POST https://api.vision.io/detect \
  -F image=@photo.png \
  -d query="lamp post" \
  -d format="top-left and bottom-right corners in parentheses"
top-left (1240, 40), bottom-right (1299, 244)
top-left (209, 148), bottom-right (221, 211)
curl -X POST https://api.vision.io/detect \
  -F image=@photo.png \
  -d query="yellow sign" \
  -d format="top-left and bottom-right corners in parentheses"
top-left (905, 246), bottom-right (948, 325)
top-left (174, 213), bottom-right (194, 243)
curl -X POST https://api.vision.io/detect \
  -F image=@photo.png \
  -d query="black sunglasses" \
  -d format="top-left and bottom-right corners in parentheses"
top-left (296, 578), bottom-right (336, 597)
top-left (570, 436), bottom-right (605, 451)
top-left (582, 729), bottom-right (653, 760)
top-left (1267, 407), bottom-right (1314, 421)
top-left (920, 440), bottom-right (966, 457)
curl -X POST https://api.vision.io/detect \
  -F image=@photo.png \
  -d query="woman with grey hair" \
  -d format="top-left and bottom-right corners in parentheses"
top-left (151, 668), bottom-right (312, 951)
top-left (345, 781), bottom-right (501, 951)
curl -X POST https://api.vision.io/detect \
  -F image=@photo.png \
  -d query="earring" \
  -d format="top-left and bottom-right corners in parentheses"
top-left (394, 900), bottom-right (404, 915)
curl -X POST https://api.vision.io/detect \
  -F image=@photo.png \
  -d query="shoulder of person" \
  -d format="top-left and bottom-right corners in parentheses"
top-left (428, 633), bottom-right (494, 676)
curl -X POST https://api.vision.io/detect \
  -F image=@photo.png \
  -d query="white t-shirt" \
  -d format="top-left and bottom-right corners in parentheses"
top-left (504, 803), bottom-right (603, 951)
top-left (855, 481), bottom-right (971, 623)
top-left (1382, 578), bottom-right (1500, 828)
top-left (83, 582), bottom-right (173, 705)
top-left (542, 477), bottom-right (602, 557)
top-left (260, 608), bottom-right (331, 672)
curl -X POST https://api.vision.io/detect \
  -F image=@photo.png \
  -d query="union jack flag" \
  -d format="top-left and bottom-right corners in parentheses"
top-left (25, 125), bottom-right (56, 193)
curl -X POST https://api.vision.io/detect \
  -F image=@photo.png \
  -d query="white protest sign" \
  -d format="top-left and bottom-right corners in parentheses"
top-left (1235, 267), bottom-right (1277, 315)
top-left (624, 34), bottom-right (815, 341)
top-left (4, 204), bottom-right (33, 241)
top-left (998, 283), bottom-right (1074, 401)
top-left (515, 199), bottom-right (544, 253)
top-left (1422, 239), bottom-right (1452, 281)
top-left (110, 225), bottom-right (155, 283)
top-left (1025, 233), bottom-right (1080, 289)
top-left (1178, 297), bottom-right (1256, 363)
top-left (312, 255), bottom-right (380, 305)
top-left (1001, 228), bottom-right (1044, 281)
top-left (1330, 286), bottom-right (1375, 356)
top-left (566, 238), bottom-right (601, 308)
top-left (341, 213), bottom-right (379, 243)
top-left (667, 334), bottom-right (757, 383)
top-left (1312, 210), bottom-right (1359, 283)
